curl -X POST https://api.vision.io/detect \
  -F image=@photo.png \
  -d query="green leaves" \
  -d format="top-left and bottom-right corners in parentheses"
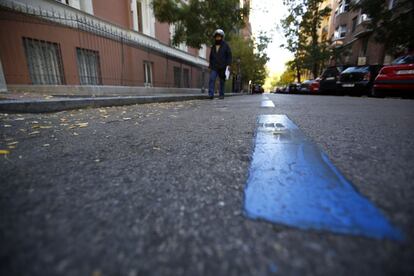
top-left (228, 34), bottom-right (270, 86)
top-left (281, 0), bottom-right (332, 80)
top-left (152, 0), bottom-right (248, 48)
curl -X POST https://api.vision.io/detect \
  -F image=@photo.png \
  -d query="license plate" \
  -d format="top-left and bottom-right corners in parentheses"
top-left (396, 69), bottom-right (414, 75)
top-left (342, 83), bottom-right (355, 87)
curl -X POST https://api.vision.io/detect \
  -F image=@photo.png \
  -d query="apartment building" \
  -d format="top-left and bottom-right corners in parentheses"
top-left (330, 0), bottom-right (400, 66)
top-left (0, 0), bottom-right (210, 93)
top-left (240, 0), bottom-right (252, 40)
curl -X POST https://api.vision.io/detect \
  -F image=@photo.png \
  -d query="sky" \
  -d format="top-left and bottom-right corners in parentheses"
top-left (250, 0), bottom-right (293, 75)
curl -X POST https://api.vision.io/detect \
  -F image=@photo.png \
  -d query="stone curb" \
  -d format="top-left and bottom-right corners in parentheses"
top-left (0, 93), bottom-right (247, 113)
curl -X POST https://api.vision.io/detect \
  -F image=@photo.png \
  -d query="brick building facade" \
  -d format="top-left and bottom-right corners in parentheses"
top-left (0, 0), bottom-right (211, 93)
top-left (329, 0), bottom-right (400, 66)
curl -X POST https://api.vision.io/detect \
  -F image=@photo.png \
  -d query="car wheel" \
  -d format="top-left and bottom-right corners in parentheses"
top-left (371, 88), bottom-right (385, 98)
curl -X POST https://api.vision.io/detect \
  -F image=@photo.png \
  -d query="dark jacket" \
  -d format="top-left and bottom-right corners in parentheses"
top-left (209, 41), bottom-right (232, 76)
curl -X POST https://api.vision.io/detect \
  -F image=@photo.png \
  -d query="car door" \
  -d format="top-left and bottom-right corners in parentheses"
top-left (320, 68), bottom-right (338, 91)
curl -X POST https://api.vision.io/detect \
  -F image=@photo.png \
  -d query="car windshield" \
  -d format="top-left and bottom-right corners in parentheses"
top-left (391, 55), bottom-right (414, 65)
top-left (342, 66), bottom-right (369, 74)
top-left (322, 68), bottom-right (338, 77)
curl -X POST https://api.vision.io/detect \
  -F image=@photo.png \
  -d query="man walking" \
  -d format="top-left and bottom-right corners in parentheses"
top-left (208, 29), bottom-right (232, 99)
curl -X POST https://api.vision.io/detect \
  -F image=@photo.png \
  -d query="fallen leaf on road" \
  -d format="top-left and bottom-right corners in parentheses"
top-left (43, 144), bottom-right (50, 147)
top-left (77, 122), bottom-right (88, 128)
top-left (3, 125), bottom-right (12, 128)
top-left (7, 141), bottom-right (18, 146)
top-left (73, 132), bottom-right (79, 136)
top-left (8, 145), bottom-right (16, 149)
top-left (153, 147), bottom-right (161, 151)
top-left (39, 126), bottom-right (52, 129)
top-left (14, 117), bottom-right (25, 121)
top-left (28, 131), bottom-right (40, 135)
top-left (0, 150), bottom-right (10, 155)
top-left (123, 118), bottom-right (132, 121)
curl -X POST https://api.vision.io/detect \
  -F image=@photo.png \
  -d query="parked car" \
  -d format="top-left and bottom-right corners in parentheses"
top-left (252, 84), bottom-right (264, 94)
top-left (372, 55), bottom-right (414, 97)
top-left (337, 65), bottom-right (383, 95)
top-left (299, 80), bottom-right (314, 93)
top-left (288, 83), bottom-right (300, 93)
top-left (309, 78), bottom-right (320, 93)
top-left (299, 79), bottom-right (320, 93)
top-left (277, 86), bottom-right (288, 93)
top-left (319, 66), bottom-right (348, 94)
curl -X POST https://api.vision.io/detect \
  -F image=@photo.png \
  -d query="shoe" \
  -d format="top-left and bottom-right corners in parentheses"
top-left (209, 96), bottom-right (214, 100)
top-left (219, 96), bottom-right (224, 100)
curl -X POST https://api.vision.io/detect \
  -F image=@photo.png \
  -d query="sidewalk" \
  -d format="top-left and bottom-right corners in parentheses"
top-left (0, 91), bottom-right (246, 113)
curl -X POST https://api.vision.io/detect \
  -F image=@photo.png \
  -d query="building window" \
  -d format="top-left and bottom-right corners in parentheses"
top-left (198, 69), bottom-right (205, 88)
top-left (136, 0), bottom-right (143, 32)
top-left (174, 67), bottom-right (181, 88)
top-left (352, 16), bottom-right (357, 32)
top-left (132, 0), bottom-right (155, 36)
top-left (76, 48), bottom-right (102, 85)
top-left (335, 24), bottom-right (347, 39)
top-left (338, 0), bottom-right (350, 14)
top-left (56, 0), bottom-right (70, 4)
top-left (198, 44), bottom-right (207, 59)
top-left (23, 38), bottom-right (65, 85)
top-left (55, 0), bottom-right (93, 14)
top-left (143, 61), bottom-right (153, 87)
top-left (55, 0), bottom-right (80, 10)
top-left (183, 68), bottom-right (190, 88)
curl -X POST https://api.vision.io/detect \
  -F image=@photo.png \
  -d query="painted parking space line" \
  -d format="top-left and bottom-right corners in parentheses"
top-left (244, 115), bottom-right (403, 240)
top-left (261, 100), bottom-right (275, 107)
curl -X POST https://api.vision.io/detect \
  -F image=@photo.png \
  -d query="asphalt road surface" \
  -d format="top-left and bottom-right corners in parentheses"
top-left (1, 94), bottom-right (413, 276)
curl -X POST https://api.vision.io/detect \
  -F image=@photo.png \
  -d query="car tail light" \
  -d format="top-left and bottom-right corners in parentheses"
top-left (363, 72), bottom-right (371, 81)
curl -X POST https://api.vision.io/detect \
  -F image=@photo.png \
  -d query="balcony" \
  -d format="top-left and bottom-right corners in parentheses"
top-left (353, 16), bottom-right (373, 38)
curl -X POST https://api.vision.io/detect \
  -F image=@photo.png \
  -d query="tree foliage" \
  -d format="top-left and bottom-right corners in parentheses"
top-left (152, 0), bottom-right (248, 48)
top-left (228, 33), bottom-right (270, 86)
top-left (281, 0), bottom-right (331, 80)
top-left (353, 0), bottom-right (414, 54)
top-left (277, 65), bottom-right (296, 86)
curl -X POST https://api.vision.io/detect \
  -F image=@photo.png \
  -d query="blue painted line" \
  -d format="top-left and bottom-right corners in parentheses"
top-left (244, 115), bottom-right (404, 241)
